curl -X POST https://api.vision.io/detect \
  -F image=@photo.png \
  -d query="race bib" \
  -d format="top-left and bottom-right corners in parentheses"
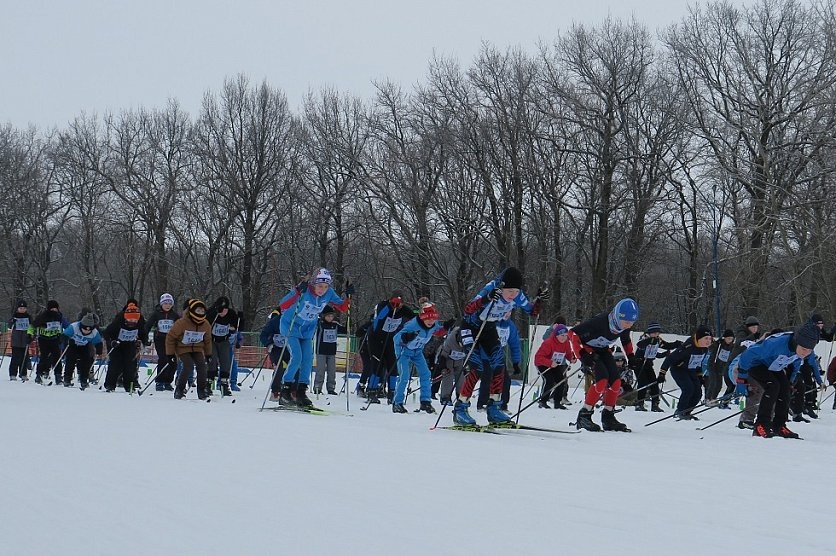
top-left (717, 348), bottom-right (731, 362)
top-left (118, 328), bottom-right (139, 342)
top-left (46, 321), bottom-right (61, 332)
top-left (459, 329), bottom-right (474, 346)
top-left (157, 319), bottom-right (174, 333)
top-left (585, 336), bottom-right (616, 349)
top-left (382, 317), bottom-right (402, 333)
top-left (182, 330), bottom-right (205, 345)
top-left (212, 323), bottom-right (230, 337)
top-left (14, 318), bottom-right (30, 331)
top-left (322, 328), bottom-right (338, 343)
top-left (72, 333), bottom-right (89, 346)
top-left (768, 354), bottom-right (799, 372)
top-left (481, 298), bottom-right (514, 322)
top-left (406, 334), bottom-right (430, 351)
top-left (272, 334), bottom-right (287, 348)
top-left (740, 340), bottom-right (756, 349)
top-left (551, 352), bottom-right (566, 365)
top-left (298, 301), bottom-right (325, 322)
top-left (497, 326), bottom-right (510, 347)
top-left (644, 344), bottom-right (659, 359)
top-left (688, 354), bottom-right (706, 369)
top-left (449, 350), bottom-right (466, 361)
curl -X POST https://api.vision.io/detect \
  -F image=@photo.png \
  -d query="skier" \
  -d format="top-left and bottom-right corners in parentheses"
top-left (487, 313), bottom-right (523, 412)
top-left (436, 324), bottom-right (473, 406)
top-left (733, 317), bottom-right (766, 430)
top-left (705, 329), bottom-right (736, 407)
top-left (206, 296), bottom-right (238, 397)
top-left (228, 329), bottom-right (244, 392)
top-left (631, 322), bottom-right (679, 412)
top-left (452, 267), bottom-right (546, 426)
top-left (658, 325), bottom-right (713, 420)
top-left (568, 298), bottom-right (639, 432)
top-left (313, 305), bottom-right (347, 395)
top-left (7, 300), bottom-right (33, 381)
top-left (736, 322), bottom-right (822, 439)
top-left (61, 312), bottom-right (103, 389)
top-left (144, 293), bottom-right (180, 391)
top-left (364, 290), bottom-right (413, 404)
top-left (166, 298), bottom-right (213, 400)
top-left (261, 308), bottom-right (293, 401)
top-left (275, 268), bottom-right (350, 408)
top-left (32, 300), bottom-right (68, 384)
top-left (789, 313), bottom-right (827, 420)
top-left (102, 301), bottom-right (147, 393)
top-left (533, 323), bottom-right (577, 409)
top-left (391, 301), bottom-right (447, 414)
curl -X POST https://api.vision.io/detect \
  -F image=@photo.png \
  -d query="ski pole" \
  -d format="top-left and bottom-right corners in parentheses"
top-left (644, 392), bottom-right (727, 427)
top-left (344, 288), bottom-right (352, 412)
top-left (508, 369), bottom-right (577, 422)
top-left (697, 408), bottom-right (745, 431)
top-left (49, 344), bottom-right (70, 382)
top-left (95, 343), bottom-right (120, 388)
top-left (431, 293), bottom-right (501, 430)
top-left (244, 351), bottom-right (271, 388)
top-left (137, 360), bottom-right (173, 396)
top-left (516, 308), bottom-right (542, 424)
top-left (260, 295), bottom-right (303, 412)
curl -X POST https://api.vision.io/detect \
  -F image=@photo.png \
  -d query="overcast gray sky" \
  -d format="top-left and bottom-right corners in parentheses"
top-left (2, 0), bottom-right (746, 129)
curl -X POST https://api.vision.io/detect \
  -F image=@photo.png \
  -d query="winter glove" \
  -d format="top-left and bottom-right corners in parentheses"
top-left (110, 340), bottom-right (120, 349)
top-left (531, 299), bottom-right (543, 317)
top-left (344, 279), bottom-right (355, 296)
top-left (488, 288), bottom-right (502, 302)
top-left (401, 332), bottom-right (417, 344)
top-left (628, 355), bottom-right (642, 369)
top-left (535, 287), bottom-right (551, 301)
top-left (463, 297), bottom-right (484, 315)
top-left (735, 378), bottom-right (748, 397)
top-left (657, 371), bottom-right (667, 384)
top-left (295, 281), bottom-right (308, 294)
top-left (513, 363), bottom-right (522, 375)
top-left (442, 318), bottom-right (456, 331)
top-left (580, 351), bottom-right (597, 369)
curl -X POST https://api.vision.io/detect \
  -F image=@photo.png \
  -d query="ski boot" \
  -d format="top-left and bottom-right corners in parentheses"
top-left (452, 400), bottom-right (477, 426)
top-left (174, 388), bottom-right (185, 400)
top-left (439, 397), bottom-right (452, 407)
top-left (574, 407), bottom-right (602, 432)
top-left (792, 413), bottom-right (810, 423)
top-left (356, 384), bottom-right (367, 398)
top-left (366, 388), bottom-right (381, 404)
top-left (737, 420), bottom-right (754, 430)
top-left (155, 382), bottom-right (166, 392)
top-left (650, 401), bottom-right (664, 412)
top-left (752, 423), bottom-right (773, 438)
top-left (9, 376), bottom-right (17, 381)
top-left (392, 403), bottom-right (408, 414)
top-left (538, 400), bottom-right (551, 409)
top-left (295, 383), bottom-right (314, 408)
top-left (419, 400), bottom-right (436, 414)
top-left (327, 389), bottom-right (337, 395)
top-left (278, 383), bottom-right (295, 406)
top-left (486, 400), bottom-right (513, 425)
top-left (561, 397), bottom-right (572, 406)
top-left (220, 379), bottom-right (233, 397)
top-left (804, 407), bottom-right (818, 419)
top-left (164, 383), bottom-right (174, 391)
top-left (34, 374), bottom-right (43, 384)
top-left (775, 425), bottom-right (800, 439)
top-left (79, 382), bottom-right (88, 391)
top-left (635, 402), bottom-right (647, 412)
top-left (312, 386), bottom-right (322, 395)
top-left (601, 408), bottom-right (630, 431)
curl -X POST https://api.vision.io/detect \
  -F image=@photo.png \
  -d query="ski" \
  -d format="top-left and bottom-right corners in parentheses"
top-left (498, 423), bottom-right (582, 434)
top-left (267, 405), bottom-right (329, 415)
top-left (435, 425), bottom-right (504, 434)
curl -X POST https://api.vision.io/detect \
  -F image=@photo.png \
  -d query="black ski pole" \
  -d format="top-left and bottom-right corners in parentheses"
top-left (138, 360), bottom-right (172, 396)
top-left (244, 351), bottom-right (271, 388)
top-left (644, 393), bottom-right (719, 427)
top-left (509, 369), bottom-right (577, 422)
top-left (515, 311), bottom-right (541, 424)
top-left (697, 408), bottom-right (745, 431)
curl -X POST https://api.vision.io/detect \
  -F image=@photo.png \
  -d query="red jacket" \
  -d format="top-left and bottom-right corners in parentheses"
top-left (535, 333), bottom-right (577, 368)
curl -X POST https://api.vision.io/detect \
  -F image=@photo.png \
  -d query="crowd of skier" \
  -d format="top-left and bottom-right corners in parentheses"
top-left (4, 266), bottom-right (836, 438)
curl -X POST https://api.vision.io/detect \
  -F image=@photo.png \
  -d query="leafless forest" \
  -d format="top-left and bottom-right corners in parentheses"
top-left (1, 0), bottom-right (835, 333)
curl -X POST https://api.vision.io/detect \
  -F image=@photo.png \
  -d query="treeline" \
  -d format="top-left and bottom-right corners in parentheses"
top-left (1, 0), bottom-right (835, 333)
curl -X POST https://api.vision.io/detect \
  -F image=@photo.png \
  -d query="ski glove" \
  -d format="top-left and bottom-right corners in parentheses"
top-left (295, 281), bottom-right (308, 294)
top-left (735, 378), bottom-right (748, 397)
top-left (344, 279), bottom-right (355, 296)
top-left (464, 298), bottom-right (484, 315)
top-left (657, 371), bottom-right (667, 384)
top-left (536, 287), bottom-right (551, 301)
top-left (513, 363), bottom-right (522, 375)
top-left (580, 351), bottom-right (597, 369)
top-left (110, 340), bottom-right (120, 349)
top-left (488, 288), bottom-right (502, 302)
top-left (400, 332), bottom-right (417, 344)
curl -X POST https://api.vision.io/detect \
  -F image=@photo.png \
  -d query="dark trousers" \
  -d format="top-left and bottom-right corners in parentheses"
top-left (635, 360), bottom-right (660, 403)
top-left (176, 352), bottom-right (208, 396)
top-left (9, 346), bottom-right (29, 377)
top-left (104, 347), bottom-right (139, 392)
top-left (154, 336), bottom-right (177, 384)
top-left (538, 364), bottom-right (566, 404)
top-left (367, 334), bottom-right (396, 390)
top-left (269, 346), bottom-right (292, 393)
top-left (670, 368), bottom-right (702, 416)
top-left (749, 366), bottom-right (790, 428)
top-left (64, 344), bottom-right (94, 385)
top-left (37, 338), bottom-right (63, 380)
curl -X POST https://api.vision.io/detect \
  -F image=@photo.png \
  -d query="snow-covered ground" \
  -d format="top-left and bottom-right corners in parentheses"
top-left (1, 358), bottom-right (834, 556)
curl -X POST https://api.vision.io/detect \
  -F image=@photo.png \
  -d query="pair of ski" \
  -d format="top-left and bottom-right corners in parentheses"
top-left (267, 404), bottom-right (329, 415)
top-left (435, 422), bottom-right (580, 435)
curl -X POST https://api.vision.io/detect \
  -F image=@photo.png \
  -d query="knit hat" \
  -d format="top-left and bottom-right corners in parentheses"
top-left (646, 321), bottom-right (662, 333)
top-left (722, 329), bottom-right (735, 339)
top-left (313, 268), bottom-right (333, 285)
top-left (609, 298), bottom-right (639, 333)
top-left (744, 316), bottom-right (759, 326)
top-left (214, 296), bottom-right (230, 310)
top-left (612, 350), bottom-right (627, 361)
top-left (159, 293), bottom-right (175, 306)
top-left (500, 267), bottom-right (523, 289)
top-left (16, 300), bottom-right (27, 308)
top-left (124, 303), bottom-right (141, 323)
top-left (553, 324), bottom-right (569, 336)
top-left (80, 313), bottom-right (98, 328)
top-left (810, 313), bottom-right (824, 325)
top-left (794, 322), bottom-right (820, 350)
top-left (321, 305), bottom-right (336, 316)
top-left (418, 302), bottom-right (439, 322)
top-left (389, 290), bottom-right (404, 307)
top-left (187, 299), bottom-right (207, 324)
top-left (694, 325), bottom-right (713, 341)
top-left (47, 300), bottom-right (60, 310)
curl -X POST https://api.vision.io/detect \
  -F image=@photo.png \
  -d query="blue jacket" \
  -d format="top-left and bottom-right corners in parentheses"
top-left (260, 314), bottom-right (287, 349)
top-left (463, 275), bottom-right (536, 327)
top-left (393, 317), bottom-right (444, 356)
top-left (278, 285), bottom-right (349, 339)
top-left (496, 318), bottom-right (522, 364)
top-left (661, 337), bottom-right (709, 375)
top-left (63, 322), bottom-right (103, 347)
top-left (737, 332), bottom-right (822, 383)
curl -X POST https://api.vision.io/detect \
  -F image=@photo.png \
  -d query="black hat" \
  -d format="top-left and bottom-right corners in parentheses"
top-left (390, 289), bottom-right (404, 299)
top-left (722, 329), bottom-right (735, 338)
top-left (500, 267), bottom-right (523, 289)
top-left (16, 300), bottom-right (27, 308)
top-left (744, 316), bottom-right (759, 326)
top-left (214, 296), bottom-right (230, 309)
top-left (47, 300), bottom-right (60, 310)
top-left (794, 322), bottom-right (820, 350)
top-left (646, 321), bottom-right (662, 333)
top-left (321, 305), bottom-right (336, 316)
top-left (694, 325), bottom-right (713, 341)
top-left (810, 313), bottom-right (824, 325)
